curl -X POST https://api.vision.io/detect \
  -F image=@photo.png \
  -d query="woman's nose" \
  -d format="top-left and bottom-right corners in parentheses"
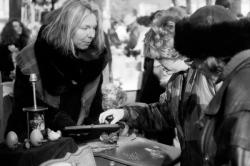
top-left (88, 29), bottom-right (95, 39)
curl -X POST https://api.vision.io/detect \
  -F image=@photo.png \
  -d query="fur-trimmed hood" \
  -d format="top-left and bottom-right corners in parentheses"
top-left (174, 6), bottom-right (250, 60)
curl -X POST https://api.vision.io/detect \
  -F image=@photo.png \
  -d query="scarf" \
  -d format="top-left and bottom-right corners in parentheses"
top-left (16, 42), bottom-right (102, 124)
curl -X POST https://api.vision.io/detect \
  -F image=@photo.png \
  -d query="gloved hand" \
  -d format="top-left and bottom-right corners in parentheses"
top-left (99, 109), bottom-right (125, 124)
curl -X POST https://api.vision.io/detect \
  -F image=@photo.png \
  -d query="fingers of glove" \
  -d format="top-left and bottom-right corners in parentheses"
top-left (99, 109), bottom-right (115, 124)
top-left (110, 117), bottom-right (120, 124)
top-left (99, 111), bottom-right (110, 124)
top-left (110, 110), bottom-right (125, 124)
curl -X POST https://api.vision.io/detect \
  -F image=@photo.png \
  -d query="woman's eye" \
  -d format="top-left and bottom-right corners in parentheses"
top-left (161, 66), bottom-right (171, 72)
top-left (81, 27), bottom-right (88, 30)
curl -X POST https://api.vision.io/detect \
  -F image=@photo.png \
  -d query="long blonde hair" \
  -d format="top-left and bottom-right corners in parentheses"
top-left (42, 0), bottom-right (104, 55)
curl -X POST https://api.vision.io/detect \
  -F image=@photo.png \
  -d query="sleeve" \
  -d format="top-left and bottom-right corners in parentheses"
top-left (212, 111), bottom-right (250, 166)
top-left (224, 70), bottom-right (250, 150)
top-left (231, 146), bottom-right (250, 166)
top-left (0, 45), bottom-right (14, 72)
top-left (216, 70), bottom-right (250, 165)
top-left (219, 112), bottom-right (250, 166)
top-left (122, 101), bottom-right (176, 132)
top-left (230, 112), bottom-right (250, 152)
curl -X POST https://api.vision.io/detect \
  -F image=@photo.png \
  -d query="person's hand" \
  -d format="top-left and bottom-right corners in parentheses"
top-left (99, 109), bottom-right (125, 124)
top-left (8, 45), bottom-right (19, 53)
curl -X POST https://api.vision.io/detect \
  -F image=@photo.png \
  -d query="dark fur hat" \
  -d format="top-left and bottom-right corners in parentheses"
top-left (174, 5), bottom-right (250, 60)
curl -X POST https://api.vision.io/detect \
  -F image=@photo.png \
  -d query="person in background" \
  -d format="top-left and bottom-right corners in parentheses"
top-left (108, 21), bottom-right (122, 48)
top-left (99, 9), bottom-right (219, 166)
top-left (175, 5), bottom-right (250, 165)
top-left (5, 0), bottom-right (108, 141)
top-left (124, 17), bottom-right (141, 57)
top-left (0, 19), bottom-right (30, 82)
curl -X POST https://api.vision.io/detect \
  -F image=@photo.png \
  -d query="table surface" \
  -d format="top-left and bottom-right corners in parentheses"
top-left (84, 135), bottom-right (181, 166)
top-left (0, 135), bottom-right (181, 166)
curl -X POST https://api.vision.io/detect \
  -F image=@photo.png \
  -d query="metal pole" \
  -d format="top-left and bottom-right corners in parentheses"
top-left (29, 73), bottom-right (38, 109)
top-left (27, 112), bottom-right (30, 139)
top-left (32, 82), bottom-right (37, 109)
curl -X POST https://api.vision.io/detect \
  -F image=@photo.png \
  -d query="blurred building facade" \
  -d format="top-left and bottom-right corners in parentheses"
top-left (1, 0), bottom-right (250, 32)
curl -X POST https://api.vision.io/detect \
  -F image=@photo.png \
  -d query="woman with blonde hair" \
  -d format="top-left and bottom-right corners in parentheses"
top-left (5, 0), bottom-right (109, 140)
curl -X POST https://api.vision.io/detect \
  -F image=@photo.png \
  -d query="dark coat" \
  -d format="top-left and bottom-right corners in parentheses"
top-left (136, 57), bottom-right (174, 145)
top-left (5, 26), bottom-right (108, 140)
top-left (123, 68), bottom-right (216, 166)
top-left (200, 50), bottom-right (250, 166)
top-left (138, 29), bottom-right (166, 104)
top-left (0, 44), bottom-right (14, 82)
top-left (175, 16), bottom-right (250, 166)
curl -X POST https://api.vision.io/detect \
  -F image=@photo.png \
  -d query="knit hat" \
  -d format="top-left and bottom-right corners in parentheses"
top-left (174, 5), bottom-right (239, 60)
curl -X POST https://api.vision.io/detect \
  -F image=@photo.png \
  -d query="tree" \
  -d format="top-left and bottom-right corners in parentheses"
top-left (9, 0), bottom-right (22, 20)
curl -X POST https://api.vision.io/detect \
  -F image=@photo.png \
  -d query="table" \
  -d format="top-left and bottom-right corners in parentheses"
top-left (41, 136), bottom-right (181, 166)
top-left (0, 135), bottom-right (181, 166)
top-left (0, 137), bottom-right (78, 166)
top-left (88, 135), bottom-right (181, 166)
top-left (41, 145), bottom-right (96, 166)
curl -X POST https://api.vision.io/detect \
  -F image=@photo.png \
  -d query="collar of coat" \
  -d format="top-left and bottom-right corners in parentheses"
top-left (174, 18), bottom-right (250, 60)
top-left (16, 42), bottom-right (107, 110)
top-left (203, 49), bottom-right (250, 116)
top-left (222, 49), bottom-right (250, 80)
top-left (33, 25), bottom-right (108, 96)
top-left (16, 42), bottom-right (61, 108)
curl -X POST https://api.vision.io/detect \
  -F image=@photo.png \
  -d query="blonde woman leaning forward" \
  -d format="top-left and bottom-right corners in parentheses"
top-left (6, 0), bottom-right (109, 141)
